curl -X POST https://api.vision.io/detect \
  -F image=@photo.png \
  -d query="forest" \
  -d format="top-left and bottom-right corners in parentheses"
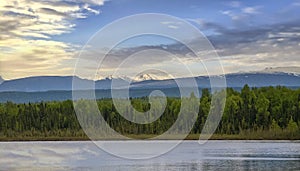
top-left (0, 85), bottom-right (299, 140)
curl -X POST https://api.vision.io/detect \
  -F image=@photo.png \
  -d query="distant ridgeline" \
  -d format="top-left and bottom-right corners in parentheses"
top-left (0, 72), bottom-right (300, 103)
top-left (0, 85), bottom-right (299, 140)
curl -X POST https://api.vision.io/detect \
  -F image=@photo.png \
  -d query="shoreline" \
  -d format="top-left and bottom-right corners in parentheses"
top-left (0, 134), bottom-right (299, 141)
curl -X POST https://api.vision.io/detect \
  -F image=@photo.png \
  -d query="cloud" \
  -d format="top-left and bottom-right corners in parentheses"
top-left (0, 0), bottom-right (107, 79)
top-left (167, 25), bottom-right (179, 29)
top-left (0, 38), bottom-right (76, 78)
top-left (83, 4), bottom-right (101, 15)
top-left (208, 19), bottom-right (300, 52)
top-left (187, 18), bottom-right (226, 33)
top-left (221, 10), bottom-right (242, 20)
top-left (1, 0), bottom-right (299, 79)
top-left (197, 19), bottom-right (300, 73)
top-left (104, 17), bottom-right (300, 76)
top-left (78, 0), bottom-right (106, 5)
top-left (242, 6), bottom-right (261, 14)
top-left (160, 21), bottom-right (182, 29)
top-left (221, 5), bottom-right (262, 24)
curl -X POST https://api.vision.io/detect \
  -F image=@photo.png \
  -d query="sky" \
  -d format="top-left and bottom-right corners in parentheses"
top-left (0, 0), bottom-right (300, 80)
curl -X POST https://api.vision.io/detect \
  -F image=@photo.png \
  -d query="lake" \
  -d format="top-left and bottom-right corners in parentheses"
top-left (0, 141), bottom-right (299, 170)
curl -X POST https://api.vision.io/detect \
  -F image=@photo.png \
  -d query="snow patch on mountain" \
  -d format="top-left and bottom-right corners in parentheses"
top-left (133, 72), bottom-right (173, 82)
top-left (96, 75), bottom-right (132, 81)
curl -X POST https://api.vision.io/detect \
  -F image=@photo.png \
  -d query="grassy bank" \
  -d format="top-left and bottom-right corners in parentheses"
top-left (1, 131), bottom-right (299, 141)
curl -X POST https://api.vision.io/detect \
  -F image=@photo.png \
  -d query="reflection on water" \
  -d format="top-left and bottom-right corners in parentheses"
top-left (0, 141), bottom-right (299, 171)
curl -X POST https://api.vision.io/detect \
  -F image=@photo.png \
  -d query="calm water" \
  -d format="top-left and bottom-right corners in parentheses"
top-left (0, 140), bottom-right (299, 171)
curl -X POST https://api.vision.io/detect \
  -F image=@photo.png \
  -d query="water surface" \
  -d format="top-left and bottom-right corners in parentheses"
top-left (0, 140), bottom-right (299, 170)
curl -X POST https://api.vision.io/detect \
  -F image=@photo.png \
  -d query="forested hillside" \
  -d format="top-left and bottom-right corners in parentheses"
top-left (0, 85), bottom-right (299, 140)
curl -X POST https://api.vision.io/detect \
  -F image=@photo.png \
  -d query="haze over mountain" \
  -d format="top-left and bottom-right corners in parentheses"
top-left (0, 68), bottom-right (299, 93)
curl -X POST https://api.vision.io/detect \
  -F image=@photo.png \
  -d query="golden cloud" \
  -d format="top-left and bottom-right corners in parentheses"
top-left (0, 0), bottom-right (105, 79)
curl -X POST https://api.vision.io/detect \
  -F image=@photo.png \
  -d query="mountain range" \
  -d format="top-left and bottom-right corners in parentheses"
top-left (0, 71), bottom-right (299, 92)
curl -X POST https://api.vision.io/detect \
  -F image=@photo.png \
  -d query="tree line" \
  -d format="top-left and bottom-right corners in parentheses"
top-left (0, 85), bottom-right (299, 139)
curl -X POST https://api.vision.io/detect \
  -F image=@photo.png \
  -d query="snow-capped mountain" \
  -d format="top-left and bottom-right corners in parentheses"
top-left (133, 73), bottom-right (159, 82)
top-left (132, 72), bottom-right (173, 82)
top-left (0, 69), bottom-right (299, 92)
top-left (97, 75), bottom-right (132, 81)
